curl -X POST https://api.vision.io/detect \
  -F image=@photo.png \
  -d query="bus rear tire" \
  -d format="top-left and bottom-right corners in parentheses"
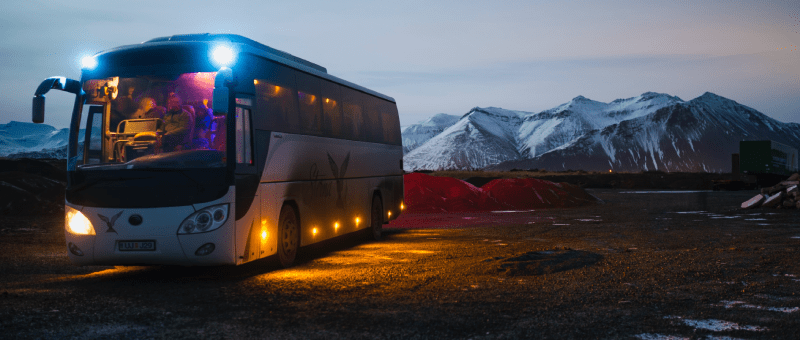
top-left (370, 195), bottom-right (383, 241)
top-left (278, 204), bottom-right (300, 268)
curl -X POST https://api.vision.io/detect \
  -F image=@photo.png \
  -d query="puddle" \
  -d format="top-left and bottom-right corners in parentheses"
top-left (491, 210), bottom-right (536, 213)
top-left (791, 236), bottom-right (800, 239)
top-left (745, 218), bottom-right (767, 221)
top-left (718, 300), bottom-right (800, 313)
top-left (753, 294), bottom-right (796, 301)
top-left (552, 223), bottom-right (570, 226)
top-left (635, 334), bottom-right (744, 340)
top-left (671, 211), bottom-right (709, 214)
top-left (634, 334), bottom-right (688, 340)
top-left (710, 216), bottom-right (739, 219)
top-left (665, 316), bottom-right (767, 332)
top-left (576, 219), bottom-right (602, 222)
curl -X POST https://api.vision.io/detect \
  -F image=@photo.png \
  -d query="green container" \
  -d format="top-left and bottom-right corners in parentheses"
top-left (739, 140), bottom-right (799, 176)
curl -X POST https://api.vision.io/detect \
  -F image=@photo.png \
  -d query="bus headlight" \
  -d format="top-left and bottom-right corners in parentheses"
top-left (178, 204), bottom-right (229, 234)
top-left (66, 206), bottom-right (95, 235)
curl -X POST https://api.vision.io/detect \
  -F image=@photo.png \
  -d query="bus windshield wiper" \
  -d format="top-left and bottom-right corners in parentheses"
top-left (134, 168), bottom-right (202, 189)
top-left (70, 176), bottom-right (153, 193)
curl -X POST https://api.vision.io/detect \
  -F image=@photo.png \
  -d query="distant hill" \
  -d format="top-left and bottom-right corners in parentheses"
top-left (0, 121), bottom-right (83, 159)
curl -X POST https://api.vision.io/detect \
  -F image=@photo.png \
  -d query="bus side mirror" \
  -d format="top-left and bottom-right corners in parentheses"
top-left (32, 76), bottom-right (83, 124)
top-left (32, 96), bottom-right (45, 123)
top-left (213, 67), bottom-right (234, 114)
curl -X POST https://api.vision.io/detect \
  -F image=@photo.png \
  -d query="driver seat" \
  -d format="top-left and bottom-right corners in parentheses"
top-left (114, 118), bottom-right (164, 162)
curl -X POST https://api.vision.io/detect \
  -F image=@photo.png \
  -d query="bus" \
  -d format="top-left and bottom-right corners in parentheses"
top-left (32, 34), bottom-right (404, 267)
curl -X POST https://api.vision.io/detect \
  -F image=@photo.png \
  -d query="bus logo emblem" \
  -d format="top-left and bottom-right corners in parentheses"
top-left (327, 152), bottom-right (350, 209)
top-left (98, 211), bottom-right (124, 234)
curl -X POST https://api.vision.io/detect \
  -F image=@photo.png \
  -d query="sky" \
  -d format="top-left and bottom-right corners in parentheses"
top-left (1, 0), bottom-right (798, 129)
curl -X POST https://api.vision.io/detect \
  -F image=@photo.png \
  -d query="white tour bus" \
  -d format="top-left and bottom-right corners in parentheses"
top-left (32, 34), bottom-right (404, 267)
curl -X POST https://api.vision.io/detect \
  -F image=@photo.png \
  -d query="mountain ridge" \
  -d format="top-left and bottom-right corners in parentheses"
top-left (404, 92), bottom-right (800, 172)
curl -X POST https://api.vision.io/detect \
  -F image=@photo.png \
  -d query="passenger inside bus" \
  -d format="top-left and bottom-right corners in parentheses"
top-left (110, 85), bottom-right (137, 130)
top-left (191, 103), bottom-right (212, 149)
top-left (130, 97), bottom-right (164, 120)
top-left (161, 92), bottom-right (194, 151)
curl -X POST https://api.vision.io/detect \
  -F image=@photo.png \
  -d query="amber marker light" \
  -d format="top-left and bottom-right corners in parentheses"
top-left (609, 169), bottom-right (613, 173)
top-left (388, 211), bottom-right (392, 218)
top-left (355, 217), bottom-right (361, 226)
top-left (400, 202), bottom-right (405, 211)
top-left (312, 228), bottom-right (318, 236)
top-left (334, 222), bottom-right (340, 231)
top-left (254, 79), bottom-right (259, 85)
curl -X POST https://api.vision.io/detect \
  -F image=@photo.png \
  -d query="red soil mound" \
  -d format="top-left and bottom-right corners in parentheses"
top-left (403, 173), bottom-right (597, 213)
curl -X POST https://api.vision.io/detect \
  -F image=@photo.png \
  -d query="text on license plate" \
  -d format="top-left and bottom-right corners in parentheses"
top-left (118, 240), bottom-right (156, 251)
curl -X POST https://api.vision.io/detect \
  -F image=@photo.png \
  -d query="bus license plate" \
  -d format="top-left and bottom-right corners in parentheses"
top-left (118, 240), bottom-right (156, 251)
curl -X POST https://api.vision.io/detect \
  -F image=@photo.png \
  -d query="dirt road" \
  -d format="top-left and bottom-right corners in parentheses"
top-left (1, 189), bottom-right (799, 339)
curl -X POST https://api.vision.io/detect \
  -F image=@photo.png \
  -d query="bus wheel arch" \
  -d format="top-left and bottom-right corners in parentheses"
top-left (277, 201), bottom-right (301, 268)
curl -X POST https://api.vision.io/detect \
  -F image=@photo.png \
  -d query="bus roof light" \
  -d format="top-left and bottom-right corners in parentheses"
top-left (212, 46), bottom-right (235, 67)
top-left (81, 56), bottom-right (97, 70)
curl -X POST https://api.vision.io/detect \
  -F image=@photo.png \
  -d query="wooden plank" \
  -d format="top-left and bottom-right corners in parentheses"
top-left (762, 192), bottom-right (783, 208)
top-left (741, 194), bottom-right (766, 209)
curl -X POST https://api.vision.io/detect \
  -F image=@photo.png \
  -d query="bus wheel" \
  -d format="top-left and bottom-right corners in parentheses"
top-left (278, 204), bottom-right (300, 268)
top-left (370, 195), bottom-right (383, 241)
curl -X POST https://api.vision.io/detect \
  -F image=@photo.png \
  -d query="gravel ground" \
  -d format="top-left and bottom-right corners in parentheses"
top-left (1, 189), bottom-right (799, 339)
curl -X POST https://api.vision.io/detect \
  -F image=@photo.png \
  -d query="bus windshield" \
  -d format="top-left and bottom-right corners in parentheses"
top-left (79, 72), bottom-right (226, 170)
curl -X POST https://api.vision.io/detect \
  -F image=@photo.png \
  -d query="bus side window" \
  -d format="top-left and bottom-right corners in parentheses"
top-left (296, 72), bottom-right (322, 136)
top-left (362, 95), bottom-right (382, 143)
top-left (341, 88), bottom-right (363, 141)
top-left (85, 106), bottom-right (104, 164)
top-left (235, 106), bottom-right (253, 165)
top-left (255, 79), bottom-right (299, 133)
top-left (321, 81), bottom-right (342, 138)
top-left (380, 101), bottom-right (401, 145)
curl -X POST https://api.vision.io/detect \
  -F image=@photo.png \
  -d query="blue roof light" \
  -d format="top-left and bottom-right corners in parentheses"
top-left (81, 56), bottom-right (97, 70)
top-left (211, 46), bottom-right (235, 67)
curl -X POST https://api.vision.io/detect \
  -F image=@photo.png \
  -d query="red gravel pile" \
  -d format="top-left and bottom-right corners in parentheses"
top-left (403, 173), bottom-right (598, 213)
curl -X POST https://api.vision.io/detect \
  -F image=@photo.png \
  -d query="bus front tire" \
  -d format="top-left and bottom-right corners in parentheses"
top-left (370, 195), bottom-right (383, 241)
top-left (278, 204), bottom-right (300, 268)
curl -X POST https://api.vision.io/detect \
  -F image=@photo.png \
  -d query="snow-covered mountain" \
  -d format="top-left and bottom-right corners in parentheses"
top-left (518, 92), bottom-right (683, 158)
top-left (402, 113), bottom-right (460, 154)
top-left (0, 121), bottom-right (82, 159)
top-left (404, 92), bottom-right (800, 172)
top-left (403, 107), bottom-right (526, 170)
